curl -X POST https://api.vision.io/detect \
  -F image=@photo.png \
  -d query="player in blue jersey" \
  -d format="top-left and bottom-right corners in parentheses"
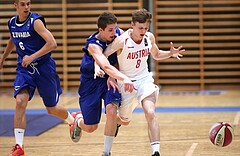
top-left (0, 0), bottom-right (78, 156)
top-left (69, 12), bottom-right (134, 156)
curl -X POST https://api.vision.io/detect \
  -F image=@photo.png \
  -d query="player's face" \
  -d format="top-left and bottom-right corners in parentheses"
top-left (15, 0), bottom-right (31, 21)
top-left (132, 22), bottom-right (149, 40)
top-left (101, 23), bottom-right (118, 42)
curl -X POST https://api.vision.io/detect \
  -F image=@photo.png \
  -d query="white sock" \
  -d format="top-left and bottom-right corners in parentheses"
top-left (77, 114), bottom-right (83, 128)
top-left (14, 128), bottom-right (25, 147)
top-left (103, 135), bottom-right (114, 154)
top-left (65, 112), bottom-right (74, 124)
top-left (151, 141), bottom-right (160, 154)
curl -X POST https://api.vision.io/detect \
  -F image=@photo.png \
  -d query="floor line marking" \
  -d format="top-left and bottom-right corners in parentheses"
top-left (233, 112), bottom-right (240, 128)
top-left (186, 143), bottom-right (198, 156)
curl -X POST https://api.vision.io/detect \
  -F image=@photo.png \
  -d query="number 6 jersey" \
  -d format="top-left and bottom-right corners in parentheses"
top-left (8, 12), bottom-right (50, 64)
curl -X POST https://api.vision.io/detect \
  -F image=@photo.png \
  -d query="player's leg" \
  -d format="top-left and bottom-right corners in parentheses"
top-left (36, 61), bottom-right (74, 124)
top-left (10, 68), bottom-right (34, 156)
top-left (35, 60), bottom-right (76, 140)
top-left (70, 98), bottom-right (100, 142)
top-left (10, 89), bottom-right (29, 156)
top-left (102, 87), bottom-right (121, 155)
top-left (70, 78), bottom-right (106, 143)
top-left (138, 75), bottom-right (160, 156)
top-left (142, 93), bottom-right (160, 156)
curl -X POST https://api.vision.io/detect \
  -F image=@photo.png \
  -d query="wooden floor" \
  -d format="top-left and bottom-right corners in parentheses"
top-left (0, 90), bottom-right (240, 156)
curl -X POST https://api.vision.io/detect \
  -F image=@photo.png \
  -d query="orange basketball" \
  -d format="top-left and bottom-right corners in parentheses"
top-left (209, 122), bottom-right (234, 147)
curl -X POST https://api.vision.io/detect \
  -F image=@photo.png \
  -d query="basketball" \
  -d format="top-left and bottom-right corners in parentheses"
top-left (209, 122), bottom-right (234, 147)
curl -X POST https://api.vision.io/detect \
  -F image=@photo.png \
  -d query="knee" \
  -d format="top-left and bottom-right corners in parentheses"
top-left (15, 97), bottom-right (27, 110)
top-left (145, 109), bottom-right (155, 121)
top-left (106, 105), bottom-right (117, 119)
top-left (46, 107), bottom-right (55, 115)
top-left (85, 125), bottom-right (98, 133)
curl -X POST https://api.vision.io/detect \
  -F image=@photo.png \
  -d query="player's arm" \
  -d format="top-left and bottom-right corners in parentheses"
top-left (88, 44), bottom-right (134, 92)
top-left (21, 19), bottom-right (57, 67)
top-left (149, 33), bottom-right (185, 60)
top-left (0, 37), bottom-right (15, 69)
top-left (104, 36), bottom-right (124, 57)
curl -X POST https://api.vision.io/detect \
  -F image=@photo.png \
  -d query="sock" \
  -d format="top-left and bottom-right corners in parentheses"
top-left (14, 128), bottom-right (25, 147)
top-left (65, 112), bottom-right (74, 124)
top-left (103, 135), bottom-right (114, 154)
top-left (151, 141), bottom-right (160, 154)
top-left (77, 114), bottom-right (83, 128)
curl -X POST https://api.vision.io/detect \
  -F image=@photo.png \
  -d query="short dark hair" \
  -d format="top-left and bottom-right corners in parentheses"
top-left (97, 12), bottom-right (117, 30)
top-left (132, 8), bottom-right (152, 24)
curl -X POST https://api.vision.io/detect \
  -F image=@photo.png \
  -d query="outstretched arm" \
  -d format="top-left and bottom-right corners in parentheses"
top-left (104, 36), bottom-right (124, 57)
top-left (149, 33), bottom-right (185, 60)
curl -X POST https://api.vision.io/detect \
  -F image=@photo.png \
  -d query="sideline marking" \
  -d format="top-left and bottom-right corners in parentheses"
top-left (233, 112), bottom-right (240, 128)
top-left (1, 106), bottom-right (240, 114)
top-left (186, 143), bottom-right (198, 156)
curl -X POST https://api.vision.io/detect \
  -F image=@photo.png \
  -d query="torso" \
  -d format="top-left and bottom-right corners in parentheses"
top-left (118, 29), bottom-right (152, 80)
top-left (8, 12), bottom-right (50, 63)
top-left (80, 28), bottom-right (121, 79)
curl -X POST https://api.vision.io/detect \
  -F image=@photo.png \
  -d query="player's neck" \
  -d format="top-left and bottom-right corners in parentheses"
top-left (96, 33), bottom-right (107, 43)
top-left (130, 32), bottom-right (142, 44)
top-left (17, 12), bottom-right (31, 23)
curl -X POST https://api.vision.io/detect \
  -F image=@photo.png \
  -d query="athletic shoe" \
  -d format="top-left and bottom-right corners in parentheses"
top-left (152, 151), bottom-right (160, 156)
top-left (70, 112), bottom-right (83, 143)
top-left (102, 152), bottom-right (111, 156)
top-left (9, 144), bottom-right (24, 156)
top-left (114, 124), bottom-right (121, 137)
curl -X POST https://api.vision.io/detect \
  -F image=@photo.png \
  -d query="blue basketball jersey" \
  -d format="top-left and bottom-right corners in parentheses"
top-left (8, 12), bottom-right (62, 107)
top-left (78, 28), bottom-right (122, 125)
top-left (81, 28), bottom-right (121, 79)
top-left (8, 12), bottom-right (51, 64)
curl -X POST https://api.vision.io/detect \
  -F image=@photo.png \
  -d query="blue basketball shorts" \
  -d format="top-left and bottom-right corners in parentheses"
top-left (14, 58), bottom-right (62, 107)
top-left (78, 77), bottom-right (121, 125)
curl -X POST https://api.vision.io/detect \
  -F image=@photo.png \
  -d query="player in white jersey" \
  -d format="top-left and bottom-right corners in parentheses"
top-left (101, 8), bottom-right (185, 156)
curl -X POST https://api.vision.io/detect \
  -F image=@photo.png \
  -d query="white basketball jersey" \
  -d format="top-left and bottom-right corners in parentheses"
top-left (118, 29), bottom-right (152, 80)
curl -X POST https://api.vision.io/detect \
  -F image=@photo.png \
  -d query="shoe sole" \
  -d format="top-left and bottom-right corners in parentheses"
top-left (71, 116), bottom-right (82, 143)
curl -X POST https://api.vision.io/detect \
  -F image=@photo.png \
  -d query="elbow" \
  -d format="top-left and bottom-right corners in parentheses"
top-left (101, 64), bottom-right (110, 71)
top-left (49, 40), bottom-right (57, 50)
top-left (52, 40), bottom-right (57, 50)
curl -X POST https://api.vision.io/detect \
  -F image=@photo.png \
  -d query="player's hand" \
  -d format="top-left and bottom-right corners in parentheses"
top-left (94, 62), bottom-right (105, 79)
top-left (107, 77), bottom-right (120, 93)
top-left (169, 42), bottom-right (185, 60)
top-left (122, 78), bottom-right (135, 93)
top-left (22, 55), bottom-right (34, 67)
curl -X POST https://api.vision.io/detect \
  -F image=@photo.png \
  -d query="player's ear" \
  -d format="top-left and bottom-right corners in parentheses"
top-left (131, 21), bottom-right (135, 27)
top-left (99, 28), bottom-right (104, 32)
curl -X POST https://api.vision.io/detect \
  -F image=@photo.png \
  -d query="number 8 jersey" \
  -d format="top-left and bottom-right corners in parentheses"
top-left (117, 29), bottom-right (152, 80)
top-left (8, 12), bottom-right (50, 64)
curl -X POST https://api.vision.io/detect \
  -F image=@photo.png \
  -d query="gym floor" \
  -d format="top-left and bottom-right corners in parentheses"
top-left (0, 90), bottom-right (239, 156)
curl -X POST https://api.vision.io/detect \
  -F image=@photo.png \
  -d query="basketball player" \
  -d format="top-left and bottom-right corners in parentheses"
top-left (102, 9), bottom-right (185, 156)
top-left (0, 0), bottom-right (78, 155)
top-left (70, 12), bottom-right (134, 156)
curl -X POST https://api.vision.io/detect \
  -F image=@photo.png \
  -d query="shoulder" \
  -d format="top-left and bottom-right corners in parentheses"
top-left (31, 12), bottom-right (45, 25)
top-left (145, 31), bottom-right (155, 43)
top-left (145, 32), bottom-right (154, 39)
top-left (8, 16), bottom-right (16, 25)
